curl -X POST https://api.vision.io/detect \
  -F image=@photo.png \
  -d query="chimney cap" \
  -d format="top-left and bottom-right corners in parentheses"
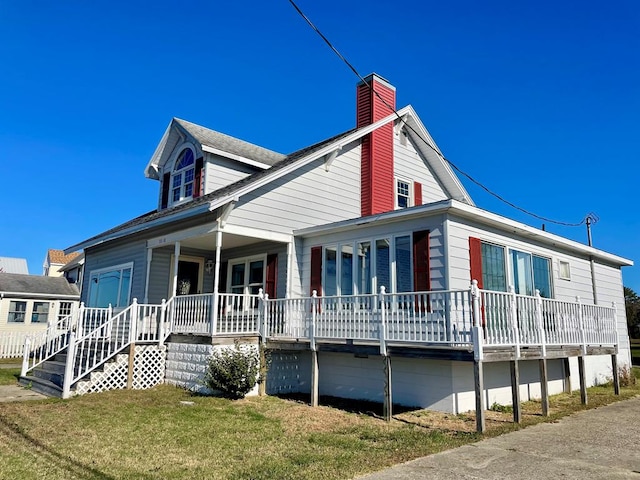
top-left (357, 73), bottom-right (396, 91)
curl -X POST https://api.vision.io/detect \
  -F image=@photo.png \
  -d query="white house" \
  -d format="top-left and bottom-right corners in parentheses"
top-left (0, 273), bottom-right (79, 358)
top-left (21, 74), bottom-right (632, 430)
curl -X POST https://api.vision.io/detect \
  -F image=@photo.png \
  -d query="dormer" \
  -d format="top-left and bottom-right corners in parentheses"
top-left (145, 118), bottom-right (285, 211)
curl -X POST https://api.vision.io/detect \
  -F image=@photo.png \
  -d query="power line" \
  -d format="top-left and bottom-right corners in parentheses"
top-left (287, 0), bottom-right (586, 228)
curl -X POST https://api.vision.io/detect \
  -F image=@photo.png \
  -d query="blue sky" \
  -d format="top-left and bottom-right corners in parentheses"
top-left (1, 1), bottom-right (638, 292)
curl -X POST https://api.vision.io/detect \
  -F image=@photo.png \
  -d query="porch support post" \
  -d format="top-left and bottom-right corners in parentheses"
top-left (172, 242), bottom-right (181, 297)
top-left (286, 239), bottom-right (294, 299)
top-left (210, 228), bottom-right (223, 336)
top-left (310, 291), bottom-right (319, 407)
top-left (578, 355), bottom-right (588, 405)
top-left (562, 357), bottom-right (571, 394)
top-left (539, 359), bottom-right (549, 416)
top-left (510, 360), bottom-right (521, 423)
top-left (473, 360), bottom-right (486, 433)
top-left (143, 248), bottom-right (153, 304)
top-left (383, 355), bottom-right (392, 421)
top-left (611, 354), bottom-right (620, 395)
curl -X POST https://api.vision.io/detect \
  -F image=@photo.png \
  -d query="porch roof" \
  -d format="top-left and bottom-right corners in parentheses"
top-left (294, 199), bottom-right (634, 267)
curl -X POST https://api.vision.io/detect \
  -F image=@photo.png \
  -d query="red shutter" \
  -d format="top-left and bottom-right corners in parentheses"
top-left (265, 254), bottom-right (278, 299)
top-left (193, 157), bottom-right (204, 198)
top-left (414, 182), bottom-right (423, 206)
top-left (413, 230), bottom-right (430, 312)
top-left (310, 246), bottom-right (322, 296)
top-left (161, 172), bottom-right (170, 209)
top-left (469, 237), bottom-right (483, 289)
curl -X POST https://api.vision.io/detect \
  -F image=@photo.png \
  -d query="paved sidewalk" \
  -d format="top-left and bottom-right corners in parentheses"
top-left (359, 396), bottom-right (640, 480)
top-left (0, 363), bottom-right (47, 402)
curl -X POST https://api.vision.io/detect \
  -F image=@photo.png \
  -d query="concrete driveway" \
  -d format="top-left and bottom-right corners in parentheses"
top-left (359, 396), bottom-right (640, 480)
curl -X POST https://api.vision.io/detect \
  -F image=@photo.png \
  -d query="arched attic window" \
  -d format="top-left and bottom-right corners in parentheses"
top-left (172, 148), bottom-right (195, 203)
top-left (160, 146), bottom-right (203, 209)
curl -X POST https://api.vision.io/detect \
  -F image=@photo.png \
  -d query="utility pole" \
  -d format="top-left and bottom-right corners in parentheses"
top-left (585, 213), bottom-right (599, 304)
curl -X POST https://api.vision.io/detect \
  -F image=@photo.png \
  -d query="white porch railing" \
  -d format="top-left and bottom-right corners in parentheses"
top-left (21, 305), bottom-right (112, 376)
top-left (62, 299), bottom-right (166, 398)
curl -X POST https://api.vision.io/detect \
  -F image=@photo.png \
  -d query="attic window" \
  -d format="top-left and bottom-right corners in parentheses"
top-left (171, 148), bottom-right (195, 204)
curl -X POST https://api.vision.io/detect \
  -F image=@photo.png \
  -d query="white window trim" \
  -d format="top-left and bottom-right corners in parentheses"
top-left (505, 247), bottom-right (553, 297)
top-left (8, 300), bottom-right (27, 323)
top-left (88, 262), bottom-right (134, 308)
top-left (395, 177), bottom-right (413, 210)
top-left (168, 143), bottom-right (198, 207)
top-left (321, 232), bottom-right (414, 296)
top-left (558, 260), bottom-right (572, 281)
top-left (226, 254), bottom-right (267, 296)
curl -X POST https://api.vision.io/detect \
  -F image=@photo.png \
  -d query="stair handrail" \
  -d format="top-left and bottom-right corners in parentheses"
top-left (20, 304), bottom-right (111, 376)
top-left (62, 302), bottom-right (138, 397)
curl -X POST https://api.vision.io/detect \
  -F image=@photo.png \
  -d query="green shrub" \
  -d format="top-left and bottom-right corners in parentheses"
top-left (489, 402), bottom-right (513, 413)
top-left (203, 341), bottom-right (261, 399)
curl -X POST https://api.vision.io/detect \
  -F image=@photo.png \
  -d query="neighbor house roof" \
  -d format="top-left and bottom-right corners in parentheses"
top-left (0, 273), bottom-right (80, 299)
top-left (46, 249), bottom-right (80, 266)
top-left (0, 257), bottom-right (29, 274)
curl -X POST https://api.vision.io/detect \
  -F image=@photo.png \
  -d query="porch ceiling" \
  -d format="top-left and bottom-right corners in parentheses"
top-left (180, 232), bottom-right (268, 251)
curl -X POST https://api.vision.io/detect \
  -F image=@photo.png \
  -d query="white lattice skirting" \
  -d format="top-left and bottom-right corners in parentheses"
top-left (74, 345), bottom-right (166, 396)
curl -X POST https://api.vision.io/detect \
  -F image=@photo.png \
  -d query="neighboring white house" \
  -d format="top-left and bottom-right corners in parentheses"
top-left (31, 74), bottom-right (631, 421)
top-left (0, 273), bottom-right (80, 358)
top-left (43, 249), bottom-right (81, 277)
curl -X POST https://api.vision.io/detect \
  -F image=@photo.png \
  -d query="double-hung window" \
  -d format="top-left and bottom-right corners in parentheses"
top-left (171, 149), bottom-right (195, 204)
top-left (88, 263), bottom-right (133, 308)
top-left (32, 302), bottom-right (49, 323)
top-left (8, 301), bottom-right (26, 323)
top-left (396, 178), bottom-right (411, 209)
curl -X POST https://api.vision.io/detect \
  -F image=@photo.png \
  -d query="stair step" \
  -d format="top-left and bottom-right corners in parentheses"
top-left (32, 367), bottom-right (64, 387)
top-left (19, 376), bottom-right (64, 398)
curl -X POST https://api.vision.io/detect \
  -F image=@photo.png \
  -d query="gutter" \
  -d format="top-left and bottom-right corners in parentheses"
top-left (0, 291), bottom-right (80, 300)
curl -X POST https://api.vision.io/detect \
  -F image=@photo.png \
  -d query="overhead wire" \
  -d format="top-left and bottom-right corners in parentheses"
top-left (287, 0), bottom-right (587, 228)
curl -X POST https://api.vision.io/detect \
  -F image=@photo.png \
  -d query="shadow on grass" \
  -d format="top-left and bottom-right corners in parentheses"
top-left (0, 413), bottom-right (117, 480)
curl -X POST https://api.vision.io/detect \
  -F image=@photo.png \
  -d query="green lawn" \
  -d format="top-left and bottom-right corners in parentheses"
top-left (0, 359), bottom-right (21, 386)
top-left (1, 373), bottom-right (639, 480)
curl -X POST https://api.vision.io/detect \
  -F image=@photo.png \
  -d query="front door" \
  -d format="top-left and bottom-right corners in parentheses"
top-left (177, 260), bottom-right (200, 295)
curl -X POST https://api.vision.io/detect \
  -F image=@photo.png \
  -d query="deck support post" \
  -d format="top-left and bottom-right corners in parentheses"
top-left (310, 350), bottom-right (319, 407)
top-left (539, 358), bottom-right (549, 416)
top-left (310, 291), bottom-right (319, 407)
top-left (578, 355), bottom-right (588, 405)
top-left (383, 355), bottom-right (392, 421)
top-left (127, 342), bottom-right (136, 389)
top-left (562, 357), bottom-right (571, 393)
top-left (474, 360), bottom-right (486, 433)
top-left (510, 360), bottom-right (521, 423)
top-left (611, 354), bottom-right (620, 395)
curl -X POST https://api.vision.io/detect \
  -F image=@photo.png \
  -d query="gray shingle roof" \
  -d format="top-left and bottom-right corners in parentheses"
top-left (174, 118), bottom-right (286, 167)
top-left (68, 127), bottom-right (357, 250)
top-left (0, 273), bottom-right (80, 297)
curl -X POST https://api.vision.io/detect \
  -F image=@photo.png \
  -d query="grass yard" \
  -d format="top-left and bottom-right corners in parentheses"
top-left (0, 359), bottom-right (21, 386)
top-left (1, 371), bottom-right (639, 480)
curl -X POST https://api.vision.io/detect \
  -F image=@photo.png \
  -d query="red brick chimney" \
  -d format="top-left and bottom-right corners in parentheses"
top-left (356, 73), bottom-right (396, 217)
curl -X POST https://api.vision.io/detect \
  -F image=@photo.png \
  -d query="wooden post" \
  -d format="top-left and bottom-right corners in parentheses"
top-left (383, 356), bottom-right (392, 421)
top-left (258, 341), bottom-right (266, 396)
top-left (310, 350), bottom-right (319, 407)
top-left (510, 360), bottom-right (521, 423)
top-left (127, 343), bottom-right (136, 389)
top-left (474, 360), bottom-right (486, 433)
top-left (539, 358), bottom-right (549, 416)
top-left (310, 291), bottom-right (319, 407)
top-left (578, 355), bottom-right (588, 405)
top-left (62, 331), bottom-right (76, 399)
top-left (611, 354), bottom-right (620, 395)
top-left (21, 337), bottom-right (31, 378)
top-left (562, 357), bottom-right (571, 394)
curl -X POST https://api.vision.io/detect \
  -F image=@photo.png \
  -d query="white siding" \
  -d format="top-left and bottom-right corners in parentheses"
top-left (204, 153), bottom-right (259, 195)
top-left (227, 143), bottom-right (361, 234)
top-left (446, 214), bottom-right (631, 369)
top-left (394, 132), bottom-right (449, 204)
